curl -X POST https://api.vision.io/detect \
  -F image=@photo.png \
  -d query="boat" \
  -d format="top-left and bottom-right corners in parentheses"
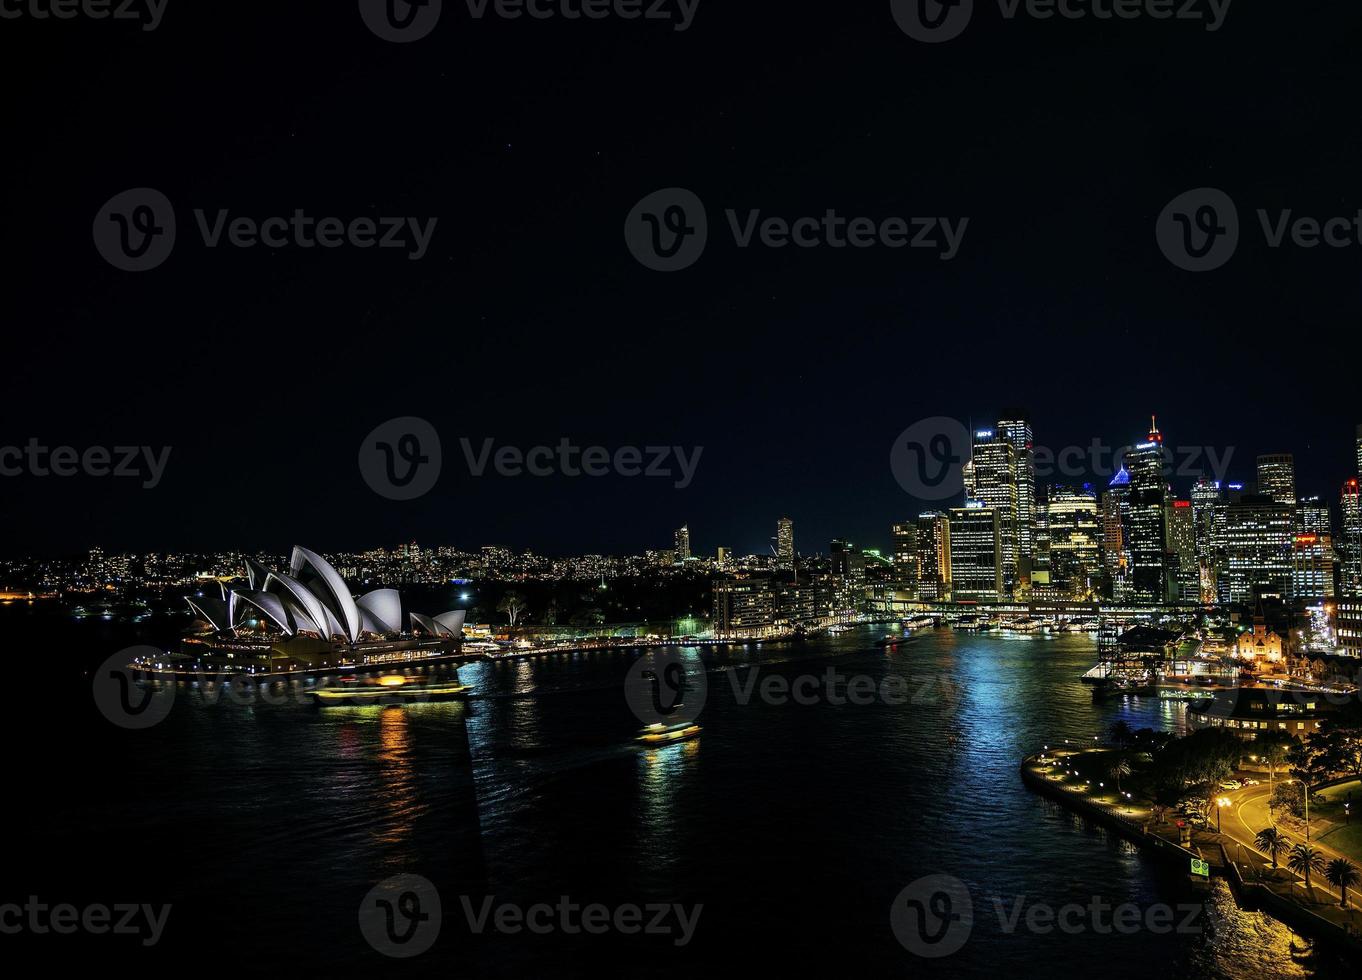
top-left (313, 673), bottom-right (470, 704)
top-left (637, 720), bottom-right (702, 745)
top-left (876, 634), bottom-right (914, 648)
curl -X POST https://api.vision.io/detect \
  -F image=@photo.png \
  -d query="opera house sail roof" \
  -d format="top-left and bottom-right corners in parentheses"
top-left (185, 546), bottom-right (466, 647)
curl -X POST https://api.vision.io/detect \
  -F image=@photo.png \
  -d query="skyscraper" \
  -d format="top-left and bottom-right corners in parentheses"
top-left (674, 525), bottom-right (691, 561)
top-left (1191, 478), bottom-right (1224, 602)
top-left (1046, 485), bottom-right (1100, 599)
top-left (1356, 423), bottom-right (1362, 479)
top-left (1223, 494), bottom-right (1294, 603)
top-left (1167, 500), bottom-right (1198, 603)
top-left (776, 517), bottom-right (794, 566)
top-left (1101, 467), bottom-right (1131, 602)
top-left (1256, 454), bottom-right (1296, 509)
top-left (1296, 495), bottom-right (1332, 536)
top-left (916, 511), bottom-right (951, 602)
top-left (948, 503), bottom-right (1003, 602)
top-left (997, 415), bottom-right (1035, 577)
top-left (963, 429), bottom-right (1018, 595)
top-left (891, 521), bottom-right (919, 593)
top-left (1292, 533), bottom-right (1335, 600)
top-left (1342, 479), bottom-right (1362, 595)
top-left (1124, 419), bottom-right (1170, 604)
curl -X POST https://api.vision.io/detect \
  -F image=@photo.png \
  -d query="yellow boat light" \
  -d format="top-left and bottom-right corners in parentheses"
top-left (377, 675), bottom-right (407, 687)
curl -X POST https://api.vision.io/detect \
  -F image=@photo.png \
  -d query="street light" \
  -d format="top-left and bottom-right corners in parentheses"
top-left (1216, 796), bottom-right (1231, 833)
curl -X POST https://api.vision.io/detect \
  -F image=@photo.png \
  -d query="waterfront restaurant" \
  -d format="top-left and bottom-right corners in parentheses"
top-left (1186, 686), bottom-right (1338, 740)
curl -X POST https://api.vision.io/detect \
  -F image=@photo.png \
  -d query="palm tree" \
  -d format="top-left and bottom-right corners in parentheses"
top-left (1324, 859), bottom-right (1361, 908)
top-left (1109, 756), bottom-right (1132, 794)
top-left (1288, 843), bottom-right (1325, 897)
top-left (1254, 826), bottom-right (1289, 869)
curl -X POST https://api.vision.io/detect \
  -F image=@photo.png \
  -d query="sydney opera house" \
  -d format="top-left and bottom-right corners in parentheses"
top-left (183, 546), bottom-right (466, 670)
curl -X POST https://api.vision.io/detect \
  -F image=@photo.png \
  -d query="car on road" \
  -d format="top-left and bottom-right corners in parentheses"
top-left (1219, 780), bottom-right (1242, 790)
top-left (1242, 778), bottom-right (1260, 786)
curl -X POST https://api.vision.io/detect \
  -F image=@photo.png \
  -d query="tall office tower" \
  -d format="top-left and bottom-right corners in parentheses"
top-left (1356, 423), bottom-right (1362, 478)
top-left (1101, 467), bottom-right (1132, 602)
top-left (1342, 479), bottom-right (1362, 595)
top-left (1190, 478), bottom-right (1224, 599)
top-left (1124, 419), bottom-right (1171, 604)
top-left (1256, 454), bottom-right (1296, 509)
top-left (1223, 494), bottom-right (1294, 604)
top-left (1167, 500), bottom-right (1199, 603)
top-left (776, 517), bottom-right (794, 566)
top-left (963, 428), bottom-right (1019, 595)
top-left (1032, 485), bottom-right (1052, 582)
top-left (916, 511), bottom-right (952, 602)
top-left (891, 521), bottom-right (919, 593)
top-left (997, 415), bottom-right (1036, 575)
top-left (674, 525), bottom-right (691, 561)
top-left (1292, 533), bottom-right (1335, 600)
top-left (830, 539), bottom-right (865, 609)
top-left (948, 503), bottom-right (1003, 602)
top-left (1046, 485), bottom-right (1100, 599)
top-left (1296, 496), bottom-right (1332, 536)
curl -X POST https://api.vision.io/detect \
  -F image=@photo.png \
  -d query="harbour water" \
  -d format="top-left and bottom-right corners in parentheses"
top-left (6, 603), bottom-right (1355, 977)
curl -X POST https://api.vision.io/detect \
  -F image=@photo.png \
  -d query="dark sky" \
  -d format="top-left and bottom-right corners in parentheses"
top-left (3, 1), bottom-right (1360, 559)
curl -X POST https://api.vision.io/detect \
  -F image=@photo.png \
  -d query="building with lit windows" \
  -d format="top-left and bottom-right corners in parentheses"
top-left (1222, 495), bottom-right (1294, 603)
top-left (1168, 499), bottom-right (1199, 602)
top-left (1187, 688), bottom-right (1335, 741)
top-left (1046, 485), bottom-right (1100, 599)
top-left (1292, 533), bottom-right (1335, 600)
top-left (1343, 480), bottom-right (1362, 595)
top-left (997, 415), bottom-right (1035, 578)
top-left (1124, 419), bottom-right (1170, 604)
top-left (963, 429), bottom-right (1018, 595)
top-left (776, 517), bottom-right (794, 567)
top-left (1339, 599), bottom-right (1362, 656)
top-left (1256, 453), bottom-right (1296, 509)
top-left (892, 521), bottom-right (918, 592)
top-left (948, 503), bottom-right (1003, 602)
top-left (916, 511), bottom-right (951, 602)
top-left (1191, 478), bottom-right (1224, 602)
top-left (1296, 496), bottom-right (1332, 536)
top-left (1101, 467), bottom-right (1132, 602)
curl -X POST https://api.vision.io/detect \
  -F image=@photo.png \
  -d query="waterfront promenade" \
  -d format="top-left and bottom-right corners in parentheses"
top-left (1022, 748), bottom-right (1362, 954)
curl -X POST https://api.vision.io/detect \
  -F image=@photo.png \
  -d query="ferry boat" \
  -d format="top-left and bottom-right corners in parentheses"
top-left (313, 673), bottom-right (470, 705)
top-left (637, 720), bottom-right (702, 745)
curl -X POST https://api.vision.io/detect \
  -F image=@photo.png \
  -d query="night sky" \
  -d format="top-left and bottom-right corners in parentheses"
top-left (3, 1), bottom-right (1360, 559)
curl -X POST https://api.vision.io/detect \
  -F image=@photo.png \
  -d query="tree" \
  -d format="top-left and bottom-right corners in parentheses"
top-left (1325, 859), bottom-right (1361, 908)
top-left (1109, 720), bottom-right (1134, 749)
top-left (497, 591), bottom-right (528, 630)
top-left (1254, 826), bottom-right (1289, 869)
top-left (1109, 756), bottom-right (1132, 794)
top-left (1288, 843), bottom-right (1325, 896)
top-left (1258, 729), bottom-right (1294, 796)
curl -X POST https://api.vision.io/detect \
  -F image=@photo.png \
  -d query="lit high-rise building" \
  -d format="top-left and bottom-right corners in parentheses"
top-left (1296, 495), bottom-right (1332, 536)
top-left (1292, 533), bottom-right (1335, 600)
top-left (1356, 423), bottom-right (1362, 479)
top-left (1124, 418), bottom-right (1170, 604)
top-left (674, 525), bottom-right (691, 561)
top-left (1191, 478), bottom-right (1224, 602)
top-left (1256, 454), bottom-right (1296, 509)
top-left (891, 521), bottom-right (919, 593)
top-left (1101, 467), bottom-right (1132, 602)
top-left (1167, 500), bottom-right (1199, 603)
top-left (1223, 494), bottom-right (1294, 603)
top-left (1342, 479), bottom-right (1362, 595)
top-left (830, 539), bottom-right (865, 609)
top-left (948, 503), bottom-right (1003, 602)
top-left (963, 429), bottom-right (1018, 595)
top-left (916, 511), bottom-right (951, 602)
top-left (776, 517), bottom-right (794, 566)
top-left (997, 415), bottom-right (1036, 577)
top-left (1046, 485), bottom-right (1100, 599)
